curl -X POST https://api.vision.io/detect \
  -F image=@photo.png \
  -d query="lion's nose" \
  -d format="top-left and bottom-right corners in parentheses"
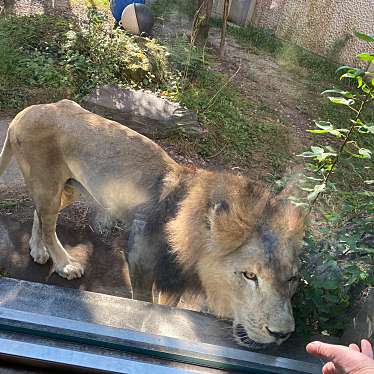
top-left (266, 327), bottom-right (292, 340)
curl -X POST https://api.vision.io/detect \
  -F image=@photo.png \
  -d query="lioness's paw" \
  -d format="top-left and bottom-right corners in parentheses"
top-left (56, 261), bottom-right (84, 280)
top-left (29, 243), bottom-right (50, 264)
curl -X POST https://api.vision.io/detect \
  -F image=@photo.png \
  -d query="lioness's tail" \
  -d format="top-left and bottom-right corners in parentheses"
top-left (0, 131), bottom-right (13, 177)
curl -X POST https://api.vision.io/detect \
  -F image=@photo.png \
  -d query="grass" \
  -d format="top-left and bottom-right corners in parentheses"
top-left (176, 69), bottom-right (291, 176)
top-left (0, 200), bottom-right (21, 209)
top-left (151, 0), bottom-right (196, 19)
top-left (0, 15), bottom-right (73, 109)
top-left (0, 11), bottom-right (171, 110)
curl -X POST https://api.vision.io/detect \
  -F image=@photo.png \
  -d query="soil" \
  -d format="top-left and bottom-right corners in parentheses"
top-left (154, 9), bottom-right (323, 144)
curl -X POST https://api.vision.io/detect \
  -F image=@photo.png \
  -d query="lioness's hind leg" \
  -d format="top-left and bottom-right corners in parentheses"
top-left (29, 178), bottom-right (84, 280)
top-left (29, 211), bottom-right (49, 264)
top-left (29, 186), bottom-right (78, 265)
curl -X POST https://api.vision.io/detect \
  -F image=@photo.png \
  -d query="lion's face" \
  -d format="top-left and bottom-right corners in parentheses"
top-left (219, 234), bottom-right (299, 349)
top-left (166, 174), bottom-right (304, 350)
top-left (196, 182), bottom-right (304, 350)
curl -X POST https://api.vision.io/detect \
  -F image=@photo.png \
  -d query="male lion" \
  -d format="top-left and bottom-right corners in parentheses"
top-left (0, 100), bottom-right (304, 349)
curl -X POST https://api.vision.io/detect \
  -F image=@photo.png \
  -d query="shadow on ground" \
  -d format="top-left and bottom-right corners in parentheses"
top-left (0, 215), bottom-right (132, 298)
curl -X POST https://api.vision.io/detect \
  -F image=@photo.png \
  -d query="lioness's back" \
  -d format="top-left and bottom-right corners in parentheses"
top-left (9, 100), bottom-right (178, 170)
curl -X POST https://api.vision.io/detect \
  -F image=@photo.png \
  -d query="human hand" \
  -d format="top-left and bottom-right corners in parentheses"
top-left (306, 339), bottom-right (374, 374)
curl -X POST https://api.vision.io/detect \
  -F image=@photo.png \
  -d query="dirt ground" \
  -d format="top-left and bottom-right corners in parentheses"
top-left (154, 8), bottom-right (323, 140)
top-left (0, 113), bottom-right (134, 297)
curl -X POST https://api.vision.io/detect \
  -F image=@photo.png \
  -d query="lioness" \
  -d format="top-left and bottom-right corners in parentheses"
top-left (0, 100), bottom-right (304, 349)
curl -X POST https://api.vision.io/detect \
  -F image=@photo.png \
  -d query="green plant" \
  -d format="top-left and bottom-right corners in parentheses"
top-left (294, 32), bottom-right (374, 337)
top-left (0, 10), bottom-right (173, 109)
top-left (299, 32), bottom-right (373, 206)
top-left (295, 208), bottom-right (374, 337)
top-left (173, 68), bottom-right (291, 175)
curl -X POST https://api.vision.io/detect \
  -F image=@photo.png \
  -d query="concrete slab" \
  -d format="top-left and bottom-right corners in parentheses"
top-left (0, 277), bottom-right (321, 364)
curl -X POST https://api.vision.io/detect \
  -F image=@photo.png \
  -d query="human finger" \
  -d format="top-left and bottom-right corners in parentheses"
top-left (306, 341), bottom-right (349, 362)
top-left (349, 343), bottom-right (360, 352)
top-left (361, 339), bottom-right (373, 359)
top-left (322, 361), bottom-right (337, 374)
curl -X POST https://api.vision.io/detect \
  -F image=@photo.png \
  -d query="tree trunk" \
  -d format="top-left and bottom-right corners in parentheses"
top-left (219, 0), bottom-right (232, 57)
top-left (194, 0), bottom-right (213, 47)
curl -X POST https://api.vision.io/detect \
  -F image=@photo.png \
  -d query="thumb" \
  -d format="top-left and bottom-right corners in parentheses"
top-left (306, 341), bottom-right (349, 362)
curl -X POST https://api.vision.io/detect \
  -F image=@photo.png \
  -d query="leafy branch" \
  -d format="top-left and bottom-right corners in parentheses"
top-left (298, 31), bottom-right (374, 209)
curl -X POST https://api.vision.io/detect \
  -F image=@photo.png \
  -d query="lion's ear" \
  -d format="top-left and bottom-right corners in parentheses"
top-left (285, 203), bottom-right (305, 235)
top-left (207, 199), bottom-right (230, 229)
top-left (270, 201), bottom-right (305, 247)
top-left (213, 200), bottom-right (230, 215)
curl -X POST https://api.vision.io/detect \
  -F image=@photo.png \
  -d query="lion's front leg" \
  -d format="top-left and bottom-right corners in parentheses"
top-left (127, 217), bottom-right (156, 303)
top-left (157, 291), bottom-right (181, 307)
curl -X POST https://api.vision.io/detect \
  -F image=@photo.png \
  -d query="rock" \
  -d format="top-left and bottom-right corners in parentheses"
top-left (342, 287), bottom-right (374, 344)
top-left (81, 85), bottom-right (203, 138)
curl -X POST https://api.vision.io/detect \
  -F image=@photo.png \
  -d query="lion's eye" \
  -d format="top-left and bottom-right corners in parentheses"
top-left (288, 276), bottom-right (298, 282)
top-left (242, 272), bottom-right (257, 282)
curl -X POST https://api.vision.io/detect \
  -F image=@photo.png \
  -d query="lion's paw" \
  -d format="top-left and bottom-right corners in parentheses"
top-left (29, 242), bottom-right (50, 264)
top-left (56, 260), bottom-right (84, 280)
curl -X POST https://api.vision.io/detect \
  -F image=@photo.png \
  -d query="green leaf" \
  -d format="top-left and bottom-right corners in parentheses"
top-left (307, 128), bottom-right (346, 138)
top-left (329, 129), bottom-right (345, 138)
top-left (351, 119), bottom-right (365, 126)
top-left (321, 89), bottom-right (354, 98)
top-left (367, 126), bottom-right (374, 134)
top-left (354, 31), bottom-right (374, 42)
top-left (336, 65), bottom-right (352, 73)
top-left (314, 121), bottom-right (333, 130)
top-left (311, 146), bottom-right (324, 155)
top-left (358, 148), bottom-right (372, 158)
top-left (298, 151), bottom-right (316, 158)
top-left (352, 69), bottom-right (365, 77)
top-left (357, 53), bottom-right (374, 63)
top-left (362, 85), bottom-right (371, 94)
top-left (307, 183), bottom-right (326, 201)
top-left (339, 69), bottom-right (365, 80)
top-left (340, 72), bottom-right (356, 80)
top-left (311, 122), bottom-right (349, 138)
top-left (357, 76), bottom-right (364, 88)
top-left (307, 129), bottom-right (330, 134)
top-left (299, 146), bottom-right (336, 159)
top-left (316, 153), bottom-right (336, 162)
top-left (328, 96), bottom-right (355, 106)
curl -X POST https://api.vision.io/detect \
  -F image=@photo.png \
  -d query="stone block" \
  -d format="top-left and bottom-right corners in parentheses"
top-left (81, 85), bottom-right (203, 139)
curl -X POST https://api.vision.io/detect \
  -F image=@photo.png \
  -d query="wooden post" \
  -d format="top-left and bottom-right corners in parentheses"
top-left (195, 0), bottom-right (213, 47)
top-left (219, 0), bottom-right (232, 57)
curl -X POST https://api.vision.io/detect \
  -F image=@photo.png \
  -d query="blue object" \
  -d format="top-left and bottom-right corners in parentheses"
top-left (110, 0), bottom-right (145, 22)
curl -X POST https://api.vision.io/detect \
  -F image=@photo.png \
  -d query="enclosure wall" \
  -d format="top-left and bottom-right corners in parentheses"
top-left (251, 0), bottom-right (373, 66)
